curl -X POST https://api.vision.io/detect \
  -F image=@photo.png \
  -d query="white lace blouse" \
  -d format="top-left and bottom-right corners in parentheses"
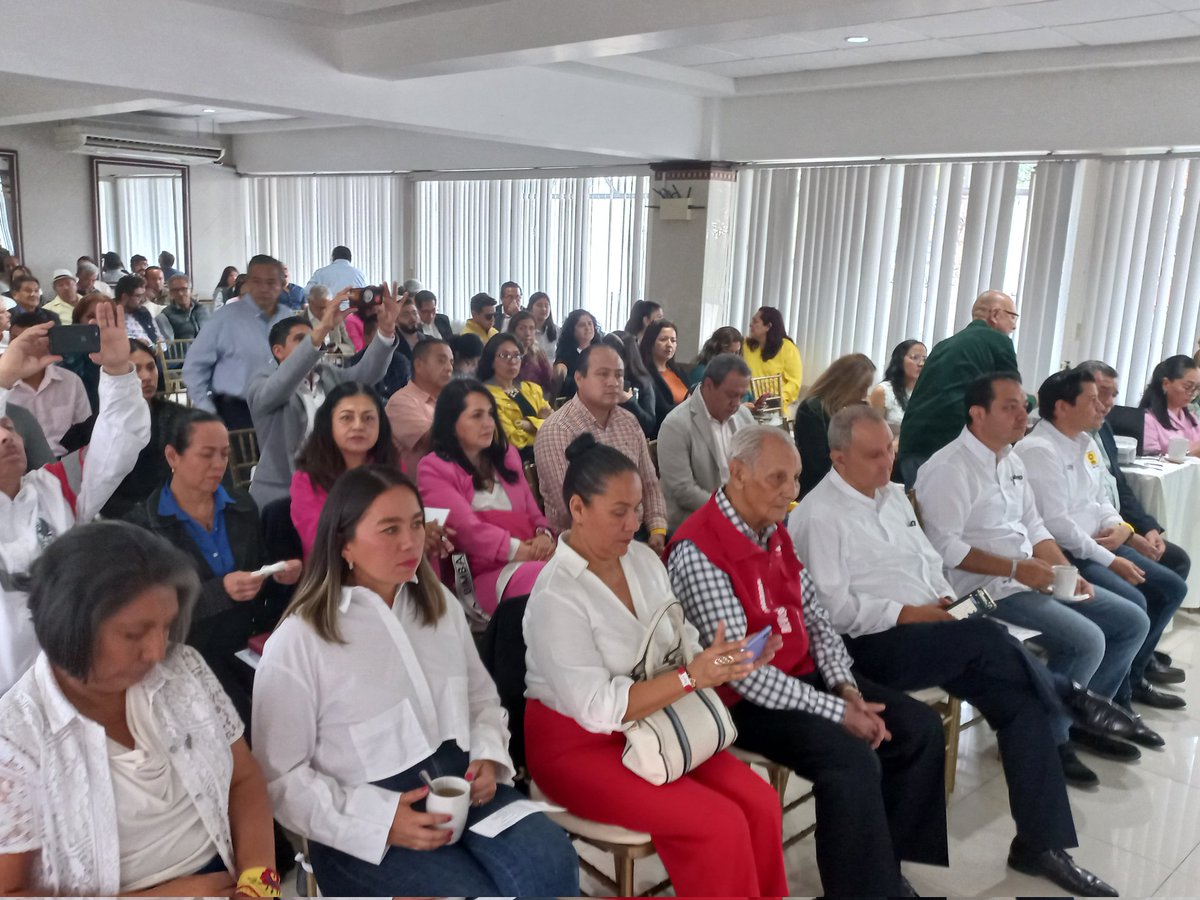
top-left (0, 646), bottom-right (242, 895)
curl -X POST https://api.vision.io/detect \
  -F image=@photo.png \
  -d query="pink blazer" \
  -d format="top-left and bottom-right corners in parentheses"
top-left (418, 443), bottom-right (551, 613)
top-left (289, 470), bottom-right (328, 559)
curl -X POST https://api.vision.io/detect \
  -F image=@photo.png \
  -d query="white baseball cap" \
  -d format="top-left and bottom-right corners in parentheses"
top-left (52, 269), bottom-right (74, 283)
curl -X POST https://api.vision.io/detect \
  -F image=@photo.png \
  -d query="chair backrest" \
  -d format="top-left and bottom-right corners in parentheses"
top-left (1107, 404), bottom-right (1145, 456)
top-left (156, 342), bottom-right (191, 405)
top-left (227, 428), bottom-right (260, 490)
top-left (478, 594), bottom-right (530, 779)
top-left (750, 373), bottom-right (783, 411)
top-left (523, 460), bottom-right (544, 513)
top-left (647, 438), bottom-right (659, 476)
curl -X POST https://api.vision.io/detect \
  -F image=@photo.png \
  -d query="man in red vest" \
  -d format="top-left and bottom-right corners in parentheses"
top-left (667, 424), bottom-right (945, 898)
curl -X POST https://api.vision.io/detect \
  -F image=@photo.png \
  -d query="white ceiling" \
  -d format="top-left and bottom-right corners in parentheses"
top-left (636, 0), bottom-right (1200, 79)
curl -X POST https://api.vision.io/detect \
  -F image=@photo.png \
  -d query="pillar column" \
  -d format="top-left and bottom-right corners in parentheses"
top-left (643, 160), bottom-right (738, 356)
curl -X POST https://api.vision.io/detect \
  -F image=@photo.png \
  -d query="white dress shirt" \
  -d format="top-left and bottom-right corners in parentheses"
top-left (789, 469), bottom-right (954, 638)
top-left (701, 396), bottom-right (737, 484)
top-left (524, 536), bottom-right (701, 734)
top-left (0, 647), bottom-right (240, 895)
top-left (252, 582), bottom-right (513, 866)
top-left (1015, 422), bottom-right (1122, 567)
top-left (915, 427), bottom-right (1054, 601)
top-left (0, 369), bottom-right (150, 692)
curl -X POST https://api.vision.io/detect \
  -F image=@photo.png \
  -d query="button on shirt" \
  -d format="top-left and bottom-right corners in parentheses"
top-left (915, 427), bottom-right (1054, 601)
top-left (789, 470), bottom-right (954, 638)
top-left (158, 484), bottom-right (235, 577)
top-left (1015, 422), bottom-right (1122, 567)
top-left (182, 299), bottom-right (294, 410)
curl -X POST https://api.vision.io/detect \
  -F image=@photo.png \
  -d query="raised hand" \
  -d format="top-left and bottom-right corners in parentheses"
top-left (92, 302), bottom-right (133, 375)
top-left (375, 280), bottom-right (401, 339)
top-left (0, 321), bottom-right (59, 389)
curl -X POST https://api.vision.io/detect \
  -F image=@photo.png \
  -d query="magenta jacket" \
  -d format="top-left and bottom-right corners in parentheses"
top-left (417, 443), bottom-right (551, 613)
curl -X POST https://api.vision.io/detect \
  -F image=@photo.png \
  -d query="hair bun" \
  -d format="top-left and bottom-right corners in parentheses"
top-left (565, 433), bottom-right (599, 462)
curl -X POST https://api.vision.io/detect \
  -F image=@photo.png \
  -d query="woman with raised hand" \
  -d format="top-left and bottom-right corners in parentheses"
top-left (418, 379), bottom-right (553, 619)
top-left (252, 466), bottom-right (578, 897)
top-left (0, 522), bottom-right (277, 896)
top-left (524, 433), bottom-right (788, 898)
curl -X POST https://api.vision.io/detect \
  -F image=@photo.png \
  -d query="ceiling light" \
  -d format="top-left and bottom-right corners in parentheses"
top-left (845, 36), bottom-right (870, 44)
top-left (201, 107), bottom-right (217, 113)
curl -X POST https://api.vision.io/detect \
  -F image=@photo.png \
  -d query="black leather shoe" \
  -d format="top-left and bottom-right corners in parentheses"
top-left (1133, 681), bottom-right (1187, 710)
top-left (1008, 839), bottom-right (1118, 896)
top-left (1063, 682), bottom-right (1137, 738)
top-left (1059, 746), bottom-right (1100, 787)
top-left (1125, 713), bottom-right (1166, 749)
top-left (1155, 649), bottom-right (1174, 667)
top-left (1070, 726), bottom-right (1141, 761)
top-left (1145, 656), bottom-right (1186, 685)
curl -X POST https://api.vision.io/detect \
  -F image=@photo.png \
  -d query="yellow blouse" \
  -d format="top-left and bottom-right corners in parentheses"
top-left (742, 338), bottom-right (803, 410)
top-left (487, 380), bottom-right (549, 450)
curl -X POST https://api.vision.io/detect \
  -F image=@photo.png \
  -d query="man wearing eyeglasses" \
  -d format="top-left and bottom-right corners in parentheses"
top-left (897, 289), bottom-right (1021, 488)
top-left (462, 292), bottom-right (499, 341)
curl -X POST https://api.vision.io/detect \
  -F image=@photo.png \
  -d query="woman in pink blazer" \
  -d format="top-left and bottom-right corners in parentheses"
top-left (418, 379), bottom-right (555, 616)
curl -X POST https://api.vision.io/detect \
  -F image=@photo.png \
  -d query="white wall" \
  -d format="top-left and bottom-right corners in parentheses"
top-left (0, 124), bottom-right (246, 295)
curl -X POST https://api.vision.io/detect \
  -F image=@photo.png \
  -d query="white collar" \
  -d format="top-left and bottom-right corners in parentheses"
top-left (827, 467), bottom-right (887, 512)
top-left (960, 426), bottom-right (1011, 466)
top-left (337, 578), bottom-right (419, 613)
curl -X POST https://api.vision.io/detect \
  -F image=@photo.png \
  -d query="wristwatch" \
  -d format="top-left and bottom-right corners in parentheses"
top-left (677, 666), bottom-right (696, 693)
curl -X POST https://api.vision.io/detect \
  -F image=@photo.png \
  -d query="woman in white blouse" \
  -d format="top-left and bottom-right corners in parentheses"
top-left (524, 434), bottom-right (790, 898)
top-left (0, 521), bottom-right (278, 896)
top-left (869, 339), bottom-right (926, 440)
top-left (251, 464), bottom-right (578, 897)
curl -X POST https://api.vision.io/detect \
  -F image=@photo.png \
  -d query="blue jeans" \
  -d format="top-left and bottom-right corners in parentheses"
top-left (308, 742), bottom-right (579, 898)
top-left (995, 587), bottom-right (1148, 739)
top-left (1070, 545), bottom-right (1188, 706)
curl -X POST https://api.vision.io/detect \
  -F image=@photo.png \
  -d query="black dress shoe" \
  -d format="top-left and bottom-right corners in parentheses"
top-left (1059, 746), bottom-right (1100, 787)
top-left (1008, 839), bottom-right (1118, 896)
top-left (1069, 726), bottom-right (1142, 761)
top-left (1132, 681), bottom-right (1187, 710)
top-left (1155, 649), bottom-right (1174, 667)
top-left (1125, 713), bottom-right (1166, 749)
top-left (1145, 656), bottom-right (1186, 685)
top-left (1063, 682), bottom-right (1137, 738)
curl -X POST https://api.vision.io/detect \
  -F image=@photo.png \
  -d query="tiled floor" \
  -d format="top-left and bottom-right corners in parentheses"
top-left (582, 611), bottom-right (1200, 898)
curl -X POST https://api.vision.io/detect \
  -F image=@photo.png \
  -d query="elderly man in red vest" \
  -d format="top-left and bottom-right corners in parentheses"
top-left (667, 424), bottom-right (946, 899)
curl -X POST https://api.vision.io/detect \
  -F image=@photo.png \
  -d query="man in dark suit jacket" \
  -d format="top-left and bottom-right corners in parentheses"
top-left (1080, 360), bottom-right (1190, 685)
top-left (415, 290), bottom-right (453, 340)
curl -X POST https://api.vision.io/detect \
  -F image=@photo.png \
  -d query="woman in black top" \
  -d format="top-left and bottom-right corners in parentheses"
top-left (793, 353), bottom-right (876, 499)
top-left (553, 308), bottom-right (600, 402)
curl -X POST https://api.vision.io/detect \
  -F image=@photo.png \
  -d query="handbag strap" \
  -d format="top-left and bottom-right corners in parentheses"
top-left (631, 601), bottom-right (692, 681)
top-left (509, 385), bottom-right (540, 420)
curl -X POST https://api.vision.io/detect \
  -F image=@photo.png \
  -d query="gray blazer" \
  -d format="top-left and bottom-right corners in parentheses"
top-left (245, 333), bottom-right (395, 506)
top-left (658, 388), bottom-right (754, 531)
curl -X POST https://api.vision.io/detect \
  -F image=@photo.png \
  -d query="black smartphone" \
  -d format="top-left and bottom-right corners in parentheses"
top-left (48, 324), bottom-right (100, 356)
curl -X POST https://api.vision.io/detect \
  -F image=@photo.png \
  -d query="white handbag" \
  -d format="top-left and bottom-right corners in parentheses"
top-left (621, 601), bottom-right (737, 785)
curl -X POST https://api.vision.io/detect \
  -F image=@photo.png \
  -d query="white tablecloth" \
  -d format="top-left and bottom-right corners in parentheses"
top-left (1121, 457), bottom-right (1200, 608)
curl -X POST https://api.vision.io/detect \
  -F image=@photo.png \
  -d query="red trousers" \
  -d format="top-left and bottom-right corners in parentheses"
top-left (525, 699), bottom-right (788, 898)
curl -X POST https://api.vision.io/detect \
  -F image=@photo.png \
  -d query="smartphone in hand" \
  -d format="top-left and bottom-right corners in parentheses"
top-left (48, 324), bottom-right (100, 356)
top-left (744, 625), bottom-right (773, 662)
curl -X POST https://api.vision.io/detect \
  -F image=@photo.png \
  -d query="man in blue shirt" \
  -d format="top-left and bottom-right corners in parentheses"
top-left (278, 263), bottom-right (306, 310)
top-left (182, 254), bottom-right (296, 428)
top-left (304, 245), bottom-right (366, 295)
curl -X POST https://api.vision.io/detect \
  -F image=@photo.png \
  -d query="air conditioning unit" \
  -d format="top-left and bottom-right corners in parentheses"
top-left (53, 125), bottom-right (225, 165)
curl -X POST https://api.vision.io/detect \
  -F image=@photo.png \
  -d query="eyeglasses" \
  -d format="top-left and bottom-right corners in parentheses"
top-left (1003, 310), bottom-right (1020, 319)
top-left (906, 354), bottom-right (927, 363)
top-left (496, 352), bottom-right (524, 362)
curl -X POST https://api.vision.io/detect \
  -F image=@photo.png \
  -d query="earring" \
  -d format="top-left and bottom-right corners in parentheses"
top-left (347, 559), bottom-right (354, 571)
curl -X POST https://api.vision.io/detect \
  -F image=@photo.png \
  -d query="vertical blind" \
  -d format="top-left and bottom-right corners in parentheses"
top-left (1076, 158), bottom-right (1200, 403)
top-left (99, 176), bottom-right (187, 273)
top-left (243, 174), bottom-right (406, 286)
top-left (730, 161), bottom-right (1030, 379)
top-left (413, 175), bottom-right (648, 326)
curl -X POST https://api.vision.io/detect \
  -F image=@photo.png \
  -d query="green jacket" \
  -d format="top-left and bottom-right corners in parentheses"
top-left (898, 320), bottom-right (1019, 464)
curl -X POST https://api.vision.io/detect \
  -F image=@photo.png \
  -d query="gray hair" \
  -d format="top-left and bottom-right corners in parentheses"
top-left (167, 272), bottom-right (190, 287)
top-left (26, 521), bottom-right (199, 680)
top-left (704, 353), bottom-right (751, 387)
top-left (828, 404), bottom-right (888, 452)
top-left (308, 283), bottom-right (331, 303)
top-left (403, 278), bottom-right (422, 294)
top-left (1075, 360), bottom-right (1119, 380)
top-left (729, 424), bottom-right (797, 469)
top-left (77, 261), bottom-right (99, 276)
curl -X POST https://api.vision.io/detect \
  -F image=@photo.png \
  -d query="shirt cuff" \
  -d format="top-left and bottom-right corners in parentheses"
top-left (507, 538), bottom-right (522, 561)
top-left (1087, 544), bottom-right (1117, 567)
top-left (941, 537), bottom-right (972, 570)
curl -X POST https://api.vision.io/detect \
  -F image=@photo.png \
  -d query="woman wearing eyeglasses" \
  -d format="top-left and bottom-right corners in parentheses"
top-left (478, 334), bottom-right (551, 462)
top-left (1140, 355), bottom-right (1200, 457)
top-left (869, 339), bottom-right (927, 439)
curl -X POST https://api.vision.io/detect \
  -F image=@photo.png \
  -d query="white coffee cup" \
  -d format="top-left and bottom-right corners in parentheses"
top-left (1167, 436), bottom-right (1189, 464)
top-left (426, 775), bottom-right (471, 844)
top-left (1052, 564), bottom-right (1078, 601)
